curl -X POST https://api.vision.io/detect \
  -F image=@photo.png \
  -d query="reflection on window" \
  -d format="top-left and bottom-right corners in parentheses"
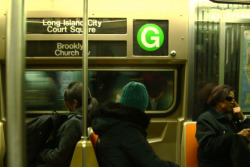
top-left (89, 71), bottom-right (174, 111)
top-left (142, 72), bottom-right (173, 110)
top-left (25, 70), bottom-right (175, 112)
top-left (25, 71), bottom-right (82, 111)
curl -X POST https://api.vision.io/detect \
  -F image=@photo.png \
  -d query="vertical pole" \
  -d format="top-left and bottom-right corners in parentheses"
top-left (82, 0), bottom-right (88, 167)
top-left (219, 19), bottom-right (225, 84)
top-left (6, 0), bottom-right (26, 167)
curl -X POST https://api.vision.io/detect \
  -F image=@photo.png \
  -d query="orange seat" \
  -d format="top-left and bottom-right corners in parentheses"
top-left (89, 132), bottom-right (98, 150)
top-left (181, 122), bottom-right (199, 167)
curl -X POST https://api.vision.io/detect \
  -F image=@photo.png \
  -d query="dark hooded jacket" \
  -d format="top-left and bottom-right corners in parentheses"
top-left (89, 102), bottom-right (179, 167)
top-left (37, 108), bottom-right (83, 167)
top-left (196, 108), bottom-right (250, 167)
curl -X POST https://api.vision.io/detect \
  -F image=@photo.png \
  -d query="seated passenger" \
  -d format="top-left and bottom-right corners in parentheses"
top-left (36, 82), bottom-right (98, 167)
top-left (195, 84), bottom-right (250, 167)
top-left (89, 81), bottom-right (179, 167)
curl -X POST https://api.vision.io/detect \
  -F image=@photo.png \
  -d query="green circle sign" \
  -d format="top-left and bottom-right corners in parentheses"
top-left (137, 24), bottom-right (164, 51)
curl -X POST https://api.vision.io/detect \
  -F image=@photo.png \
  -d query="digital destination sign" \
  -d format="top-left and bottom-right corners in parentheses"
top-left (26, 18), bottom-right (169, 57)
top-left (27, 18), bottom-right (127, 34)
top-left (26, 41), bottom-right (127, 57)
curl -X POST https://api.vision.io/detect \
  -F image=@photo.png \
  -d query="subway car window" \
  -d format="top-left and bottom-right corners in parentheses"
top-left (25, 70), bottom-right (176, 114)
top-left (192, 2), bottom-right (250, 120)
top-left (25, 71), bottom-right (82, 112)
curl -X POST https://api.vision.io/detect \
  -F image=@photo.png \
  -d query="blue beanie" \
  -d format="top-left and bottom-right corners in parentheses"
top-left (120, 81), bottom-right (149, 111)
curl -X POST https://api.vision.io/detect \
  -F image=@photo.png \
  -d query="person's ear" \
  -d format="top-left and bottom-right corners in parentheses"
top-left (65, 100), bottom-right (78, 111)
top-left (65, 101), bottom-right (73, 111)
top-left (73, 99), bottom-right (78, 108)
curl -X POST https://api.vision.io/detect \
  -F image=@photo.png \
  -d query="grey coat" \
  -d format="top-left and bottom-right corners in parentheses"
top-left (37, 109), bottom-right (82, 167)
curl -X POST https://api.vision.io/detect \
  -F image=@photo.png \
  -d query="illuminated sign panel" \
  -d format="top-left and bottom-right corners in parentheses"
top-left (26, 41), bottom-right (127, 57)
top-left (26, 18), bottom-right (170, 57)
top-left (27, 18), bottom-right (127, 34)
top-left (133, 20), bottom-right (169, 56)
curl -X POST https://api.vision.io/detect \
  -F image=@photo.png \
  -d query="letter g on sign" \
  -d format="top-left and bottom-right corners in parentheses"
top-left (137, 24), bottom-right (164, 51)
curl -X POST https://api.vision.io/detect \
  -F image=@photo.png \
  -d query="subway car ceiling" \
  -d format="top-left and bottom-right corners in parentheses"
top-left (210, 0), bottom-right (250, 4)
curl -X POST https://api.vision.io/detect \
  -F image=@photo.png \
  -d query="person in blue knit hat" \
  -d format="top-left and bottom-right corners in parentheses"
top-left (120, 81), bottom-right (149, 111)
top-left (89, 81), bottom-right (179, 167)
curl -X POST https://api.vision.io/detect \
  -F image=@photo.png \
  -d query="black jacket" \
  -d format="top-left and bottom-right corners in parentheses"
top-left (89, 102), bottom-right (179, 167)
top-left (37, 109), bottom-right (83, 167)
top-left (195, 108), bottom-right (250, 167)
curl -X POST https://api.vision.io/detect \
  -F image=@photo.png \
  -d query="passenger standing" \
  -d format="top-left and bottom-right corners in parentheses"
top-left (37, 82), bottom-right (98, 167)
top-left (89, 81), bottom-right (179, 167)
top-left (195, 84), bottom-right (250, 167)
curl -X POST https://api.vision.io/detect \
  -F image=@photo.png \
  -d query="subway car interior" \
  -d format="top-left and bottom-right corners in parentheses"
top-left (0, 0), bottom-right (250, 166)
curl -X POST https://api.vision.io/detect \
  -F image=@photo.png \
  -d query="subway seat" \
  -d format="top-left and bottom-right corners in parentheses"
top-left (70, 139), bottom-right (99, 167)
top-left (181, 122), bottom-right (199, 167)
top-left (89, 132), bottom-right (98, 150)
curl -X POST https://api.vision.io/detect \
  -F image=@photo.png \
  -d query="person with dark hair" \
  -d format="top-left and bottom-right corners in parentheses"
top-left (195, 84), bottom-right (250, 167)
top-left (89, 81), bottom-right (179, 167)
top-left (37, 82), bottom-right (98, 167)
top-left (193, 82), bottom-right (216, 120)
